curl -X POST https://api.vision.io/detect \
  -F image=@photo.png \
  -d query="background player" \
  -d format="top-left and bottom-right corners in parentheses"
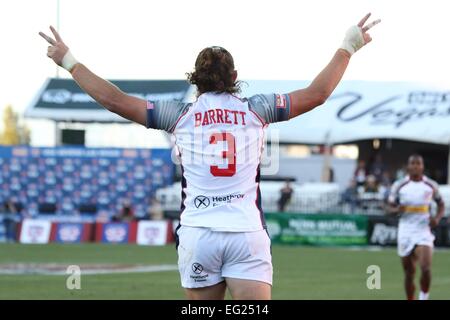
top-left (39, 13), bottom-right (380, 300)
top-left (388, 154), bottom-right (445, 300)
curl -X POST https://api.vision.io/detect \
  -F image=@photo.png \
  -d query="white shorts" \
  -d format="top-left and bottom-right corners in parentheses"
top-left (397, 228), bottom-right (435, 257)
top-left (175, 225), bottom-right (273, 289)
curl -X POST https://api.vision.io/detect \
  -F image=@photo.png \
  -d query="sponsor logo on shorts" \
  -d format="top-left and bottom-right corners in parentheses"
top-left (192, 262), bottom-right (203, 274)
top-left (190, 262), bottom-right (208, 282)
top-left (193, 193), bottom-right (244, 209)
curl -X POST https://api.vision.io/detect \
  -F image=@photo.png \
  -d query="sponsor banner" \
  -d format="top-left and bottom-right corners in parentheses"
top-left (25, 78), bottom-right (190, 122)
top-left (54, 223), bottom-right (83, 243)
top-left (367, 215), bottom-right (398, 246)
top-left (265, 213), bottom-right (368, 246)
top-left (19, 219), bottom-right (52, 244)
top-left (367, 215), bottom-right (450, 247)
top-left (100, 222), bottom-right (130, 244)
top-left (136, 221), bottom-right (168, 246)
top-left (239, 81), bottom-right (450, 145)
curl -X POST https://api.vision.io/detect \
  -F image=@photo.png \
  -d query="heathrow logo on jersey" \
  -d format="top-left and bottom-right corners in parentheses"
top-left (194, 193), bottom-right (245, 209)
top-left (211, 193), bottom-right (245, 205)
top-left (194, 195), bottom-right (210, 209)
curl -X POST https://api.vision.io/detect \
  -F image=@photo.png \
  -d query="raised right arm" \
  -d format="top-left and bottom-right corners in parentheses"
top-left (248, 14), bottom-right (380, 126)
top-left (288, 13), bottom-right (380, 119)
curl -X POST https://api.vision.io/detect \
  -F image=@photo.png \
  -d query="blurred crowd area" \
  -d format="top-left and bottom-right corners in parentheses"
top-left (340, 154), bottom-right (448, 214)
top-left (340, 157), bottom-right (404, 215)
top-left (0, 147), bottom-right (172, 229)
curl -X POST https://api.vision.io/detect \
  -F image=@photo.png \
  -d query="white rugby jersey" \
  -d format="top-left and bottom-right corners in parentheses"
top-left (146, 92), bottom-right (291, 231)
top-left (388, 175), bottom-right (443, 231)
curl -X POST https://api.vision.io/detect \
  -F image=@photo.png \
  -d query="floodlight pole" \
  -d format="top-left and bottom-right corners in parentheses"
top-left (54, 0), bottom-right (61, 146)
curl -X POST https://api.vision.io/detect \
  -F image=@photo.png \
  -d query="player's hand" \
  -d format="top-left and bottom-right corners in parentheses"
top-left (430, 217), bottom-right (441, 228)
top-left (39, 26), bottom-right (78, 72)
top-left (341, 13), bottom-right (381, 56)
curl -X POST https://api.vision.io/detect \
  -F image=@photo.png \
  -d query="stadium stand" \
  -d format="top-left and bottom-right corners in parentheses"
top-left (0, 146), bottom-right (174, 221)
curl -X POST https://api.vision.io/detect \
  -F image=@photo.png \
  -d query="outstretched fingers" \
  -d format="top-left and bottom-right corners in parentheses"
top-left (362, 19), bottom-right (381, 32)
top-left (39, 26), bottom-right (63, 46)
top-left (358, 13), bottom-right (371, 27)
top-left (50, 26), bottom-right (63, 42)
top-left (39, 31), bottom-right (56, 46)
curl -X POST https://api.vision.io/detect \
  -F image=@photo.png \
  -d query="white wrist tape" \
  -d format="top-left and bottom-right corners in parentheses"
top-left (340, 25), bottom-right (364, 56)
top-left (61, 50), bottom-right (78, 72)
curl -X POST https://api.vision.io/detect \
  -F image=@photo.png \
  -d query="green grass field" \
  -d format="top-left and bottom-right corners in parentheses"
top-left (0, 243), bottom-right (449, 300)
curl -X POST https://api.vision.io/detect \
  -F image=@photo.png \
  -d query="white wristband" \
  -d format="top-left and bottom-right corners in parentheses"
top-left (340, 25), bottom-right (364, 56)
top-left (61, 50), bottom-right (78, 72)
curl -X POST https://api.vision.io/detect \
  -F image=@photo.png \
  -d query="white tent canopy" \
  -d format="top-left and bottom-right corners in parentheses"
top-left (28, 79), bottom-right (450, 146)
top-left (236, 80), bottom-right (450, 145)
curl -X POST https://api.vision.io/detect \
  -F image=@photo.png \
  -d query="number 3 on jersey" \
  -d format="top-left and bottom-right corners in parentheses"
top-left (209, 132), bottom-right (236, 177)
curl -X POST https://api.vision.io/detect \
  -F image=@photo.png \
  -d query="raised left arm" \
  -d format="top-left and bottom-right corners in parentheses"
top-left (39, 26), bottom-right (147, 127)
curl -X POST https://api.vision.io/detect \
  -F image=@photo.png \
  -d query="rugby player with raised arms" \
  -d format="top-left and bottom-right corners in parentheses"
top-left (39, 13), bottom-right (380, 300)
